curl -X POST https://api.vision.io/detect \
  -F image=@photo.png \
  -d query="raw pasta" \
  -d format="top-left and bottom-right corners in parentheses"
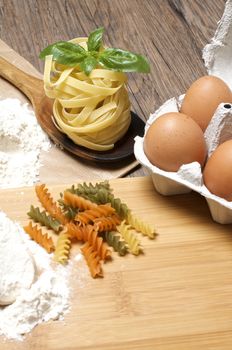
top-left (54, 232), bottom-right (71, 264)
top-left (117, 221), bottom-right (142, 256)
top-left (36, 184), bottom-right (68, 225)
top-left (68, 180), bottom-right (111, 197)
top-left (86, 191), bottom-right (128, 219)
top-left (63, 191), bottom-right (97, 211)
top-left (93, 214), bottom-right (121, 232)
top-left (26, 180), bottom-right (157, 278)
top-left (81, 242), bottom-right (103, 278)
top-left (126, 212), bottom-right (156, 239)
top-left (108, 197), bottom-right (129, 219)
top-left (87, 190), bottom-right (129, 219)
top-left (82, 225), bottom-right (111, 260)
top-left (64, 182), bottom-right (128, 219)
top-left (27, 205), bottom-right (61, 232)
top-left (65, 223), bottom-right (110, 259)
top-left (75, 204), bottom-right (115, 225)
top-left (65, 222), bottom-right (84, 241)
top-left (24, 222), bottom-right (55, 253)
top-left (43, 38), bottom-right (131, 151)
top-left (58, 195), bottom-right (78, 220)
top-left (78, 224), bottom-right (98, 243)
top-left (82, 237), bottom-right (111, 261)
top-left (105, 231), bottom-right (128, 256)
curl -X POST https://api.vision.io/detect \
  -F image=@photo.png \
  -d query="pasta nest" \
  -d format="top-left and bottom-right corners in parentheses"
top-left (43, 38), bottom-right (131, 151)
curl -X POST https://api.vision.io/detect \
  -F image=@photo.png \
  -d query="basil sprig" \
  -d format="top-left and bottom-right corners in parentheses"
top-left (87, 27), bottom-right (104, 52)
top-left (99, 48), bottom-right (150, 73)
top-left (39, 27), bottom-right (150, 75)
top-left (40, 41), bottom-right (88, 66)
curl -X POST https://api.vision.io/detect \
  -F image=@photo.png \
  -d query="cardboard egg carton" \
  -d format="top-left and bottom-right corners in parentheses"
top-left (134, 0), bottom-right (232, 224)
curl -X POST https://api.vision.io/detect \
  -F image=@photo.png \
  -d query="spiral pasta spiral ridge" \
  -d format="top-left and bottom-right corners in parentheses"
top-left (82, 189), bottom-right (129, 219)
top-left (105, 231), bottom-right (128, 256)
top-left (126, 212), bottom-right (156, 239)
top-left (24, 222), bottom-right (55, 253)
top-left (68, 180), bottom-right (111, 197)
top-left (117, 221), bottom-right (142, 255)
top-left (28, 205), bottom-right (62, 232)
top-left (75, 204), bottom-right (115, 225)
top-left (63, 191), bottom-right (97, 211)
top-left (93, 215), bottom-right (121, 232)
top-left (35, 184), bottom-right (68, 225)
top-left (81, 243), bottom-right (103, 278)
top-left (54, 232), bottom-right (72, 264)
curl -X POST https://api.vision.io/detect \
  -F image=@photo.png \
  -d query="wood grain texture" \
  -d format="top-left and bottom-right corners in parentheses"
top-left (1, 176), bottom-right (232, 349)
top-left (0, 0), bottom-right (226, 177)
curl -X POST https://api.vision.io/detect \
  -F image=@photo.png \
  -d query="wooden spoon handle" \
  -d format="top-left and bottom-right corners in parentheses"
top-left (0, 56), bottom-right (43, 103)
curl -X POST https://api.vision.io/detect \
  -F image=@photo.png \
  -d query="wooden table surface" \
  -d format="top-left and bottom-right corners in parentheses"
top-left (0, 0), bottom-right (226, 177)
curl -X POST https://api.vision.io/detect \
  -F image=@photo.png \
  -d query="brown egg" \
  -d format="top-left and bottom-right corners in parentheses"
top-left (143, 112), bottom-right (207, 172)
top-left (203, 140), bottom-right (232, 201)
top-left (180, 75), bottom-right (232, 131)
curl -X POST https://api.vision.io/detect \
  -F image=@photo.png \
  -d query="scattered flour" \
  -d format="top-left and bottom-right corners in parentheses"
top-left (0, 212), bottom-right (70, 341)
top-left (0, 99), bottom-right (70, 341)
top-left (0, 98), bottom-right (51, 188)
top-left (0, 212), bottom-right (35, 305)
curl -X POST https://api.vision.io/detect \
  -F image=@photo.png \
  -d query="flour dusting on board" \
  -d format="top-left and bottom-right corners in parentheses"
top-left (0, 98), bottom-right (51, 188)
top-left (0, 212), bottom-right (70, 341)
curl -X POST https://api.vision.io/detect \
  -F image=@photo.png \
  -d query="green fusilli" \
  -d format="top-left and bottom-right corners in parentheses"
top-left (67, 181), bottom-right (111, 197)
top-left (27, 205), bottom-right (61, 232)
top-left (105, 231), bottom-right (128, 256)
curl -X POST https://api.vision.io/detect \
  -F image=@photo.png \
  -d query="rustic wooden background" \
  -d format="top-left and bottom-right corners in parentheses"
top-left (0, 0), bottom-right (226, 176)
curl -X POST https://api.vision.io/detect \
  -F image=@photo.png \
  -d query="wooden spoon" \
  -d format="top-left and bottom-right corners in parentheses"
top-left (0, 56), bottom-right (145, 163)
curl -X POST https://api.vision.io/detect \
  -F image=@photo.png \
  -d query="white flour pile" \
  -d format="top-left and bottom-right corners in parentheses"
top-left (0, 98), bottom-right (51, 188)
top-left (0, 212), bottom-right (70, 341)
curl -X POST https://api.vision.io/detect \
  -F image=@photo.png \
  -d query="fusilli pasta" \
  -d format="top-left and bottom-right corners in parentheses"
top-left (54, 232), bottom-right (71, 264)
top-left (26, 178), bottom-right (158, 279)
top-left (24, 222), bottom-right (55, 253)
top-left (82, 238), bottom-right (111, 261)
top-left (68, 180), bottom-right (111, 197)
top-left (36, 184), bottom-right (68, 224)
top-left (105, 231), bottom-right (128, 256)
top-left (81, 243), bottom-right (103, 278)
top-left (75, 204), bottom-right (115, 225)
top-left (58, 194), bottom-right (78, 220)
top-left (117, 221), bottom-right (142, 255)
top-left (65, 222), bottom-right (83, 241)
top-left (63, 191), bottom-right (97, 210)
top-left (27, 205), bottom-right (61, 232)
top-left (93, 214), bottom-right (121, 232)
top-left (83, 189), bottom-right (129, 219)
top-left (126, 212), bottom-right (156, 239)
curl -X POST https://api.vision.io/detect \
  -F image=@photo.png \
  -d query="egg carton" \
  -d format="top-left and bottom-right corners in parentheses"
top-left (134, 0), bottom-right (232, 224)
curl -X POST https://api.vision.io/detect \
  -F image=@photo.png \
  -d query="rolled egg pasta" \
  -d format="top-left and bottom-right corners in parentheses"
top-left (43, 38), bottom-right (131, 151)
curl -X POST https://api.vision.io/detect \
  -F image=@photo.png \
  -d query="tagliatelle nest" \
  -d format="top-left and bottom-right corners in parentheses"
top-left (43, 38), bottom-right (131, 151)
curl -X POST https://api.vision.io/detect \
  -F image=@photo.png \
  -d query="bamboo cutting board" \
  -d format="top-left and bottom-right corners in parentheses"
top-left (1, 176), bottom-right (232, 350)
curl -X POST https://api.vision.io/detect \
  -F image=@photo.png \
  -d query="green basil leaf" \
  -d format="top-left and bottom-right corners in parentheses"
top-left (87, 27), bottom-right (104, 52)
top-left (39, 41), bottom-right (87, 66)
top-left (80, 56), bottom-right (98, 75)
top-left (99, 48), bottom-right (150, 73)
top-left (39, 41), bottom-right (66, 58)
